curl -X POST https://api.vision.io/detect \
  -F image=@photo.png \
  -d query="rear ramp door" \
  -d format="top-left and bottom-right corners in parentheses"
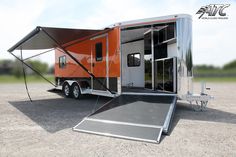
top-left (73, 95), bottom-right (176, 143)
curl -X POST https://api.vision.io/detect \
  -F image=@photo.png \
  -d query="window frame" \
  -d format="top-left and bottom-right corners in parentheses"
top-left (59, 55), bottom-right (66, 69)
top-left (127, 53), bottom-right (141, 67)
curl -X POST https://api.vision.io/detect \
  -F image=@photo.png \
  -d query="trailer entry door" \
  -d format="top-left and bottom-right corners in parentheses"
top-left (91, 35), bottom-right (108, 91)
top-left (155, 57), bottom-right (177, 93)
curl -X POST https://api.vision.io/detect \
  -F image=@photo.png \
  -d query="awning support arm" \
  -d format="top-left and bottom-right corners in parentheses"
top-left (41, 27), bottom-right (113, 94)
top-left (20, 48), bottom-right (32, 102)
top-left (23, 48), bottom-right (55, 61)
top-left (8, 51), bottom-right (57, 87)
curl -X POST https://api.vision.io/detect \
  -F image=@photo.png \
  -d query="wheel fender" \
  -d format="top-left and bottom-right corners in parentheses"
top-left (63, 80), bottom-right (75, 86)
top-left (71, 82), bottom-right (82, 92)
top-left (62, 80), bottom-right (81, 91)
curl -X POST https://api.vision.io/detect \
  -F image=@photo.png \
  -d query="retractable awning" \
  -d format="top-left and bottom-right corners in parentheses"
top-left (8, 26), bottom-right (114, 94)
top-left (8, 26), bottom-right (103, 52)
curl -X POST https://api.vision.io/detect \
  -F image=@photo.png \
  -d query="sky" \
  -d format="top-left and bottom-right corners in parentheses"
top-left (0, 0), bottom-right (235, 66)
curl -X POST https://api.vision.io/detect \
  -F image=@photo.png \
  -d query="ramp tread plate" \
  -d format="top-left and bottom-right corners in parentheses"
top-left (74, 120), bottom-right (163, 143)
top-left (89, 95), bottom-right (175, 128)
top-left (74, 95), bottom-right (176, 143)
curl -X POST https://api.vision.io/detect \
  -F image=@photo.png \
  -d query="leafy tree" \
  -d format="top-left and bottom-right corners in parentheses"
top-left (223, 60), bottom-right (236, 70)
top-left (48, 65), bottom-right (55, 74)
top-left (194, 65), bottom-right (219, 70)
top-left (11, 59), bottom-right (23, 78)
top-left (26, 60), bottom-right (48, 75)
top-left (11, 59), bottom-right (49, 78)
top-left (0, 59), bottom-right (14, 75)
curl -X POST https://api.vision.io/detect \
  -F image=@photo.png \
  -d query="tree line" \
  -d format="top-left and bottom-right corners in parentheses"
top-left (195, 59), bottom-right (236, 70)
top-left (1, 58), bottom-right (236, 78)
top-left (0, 59), bottom-right (54, 78)
top-left (194, 59), bottom-right (236, 77)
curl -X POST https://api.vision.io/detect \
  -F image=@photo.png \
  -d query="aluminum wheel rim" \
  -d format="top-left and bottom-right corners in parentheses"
top-left (73, 85), bottom-right (79, 98)
top-left (64, 85), bottom-right (70, 96)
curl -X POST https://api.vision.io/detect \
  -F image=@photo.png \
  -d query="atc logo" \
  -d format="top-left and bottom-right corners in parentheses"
top-left (196, 4), bottom-right (230, 19)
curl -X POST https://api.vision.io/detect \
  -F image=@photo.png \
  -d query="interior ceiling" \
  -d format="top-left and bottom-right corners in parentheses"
top-left (121, 27), bottom-right (150, 43)
top-left (121, 24), bottom-right (171, 44)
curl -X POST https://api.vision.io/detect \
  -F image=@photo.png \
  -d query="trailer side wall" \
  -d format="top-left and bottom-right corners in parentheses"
top-left (54, 27), bottom-right (120, 79)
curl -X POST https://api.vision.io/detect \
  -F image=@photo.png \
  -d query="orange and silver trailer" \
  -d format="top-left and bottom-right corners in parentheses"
top-left (53, 14), bottom-right (186, 98)
top-left (8, 14), bottom-right (212, 143)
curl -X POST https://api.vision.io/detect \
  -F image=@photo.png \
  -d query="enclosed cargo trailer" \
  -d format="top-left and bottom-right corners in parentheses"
top-left (53, 14), bottom-right (192, 98)
top-left (8, 14), bottom-right (212, 143)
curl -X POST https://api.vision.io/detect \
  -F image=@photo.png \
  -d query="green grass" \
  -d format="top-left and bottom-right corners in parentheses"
top-left (0, 75), bottom-right (55, 83)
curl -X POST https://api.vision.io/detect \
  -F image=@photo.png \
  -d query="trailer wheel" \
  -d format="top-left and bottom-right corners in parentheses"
top-left (62, 82), bottom-right (71, 98)
top-left (72, 83), bottom-right (81, 99)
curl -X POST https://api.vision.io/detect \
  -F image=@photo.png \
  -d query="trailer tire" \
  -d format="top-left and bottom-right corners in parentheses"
top-left (62, 82), bottom-right (71, 98)
top-left (72, 83), bottom-right (81, 99)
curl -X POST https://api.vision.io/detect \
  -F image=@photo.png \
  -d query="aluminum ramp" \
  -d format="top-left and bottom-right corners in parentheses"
top-left (73, 95), bottom-right (177, 143)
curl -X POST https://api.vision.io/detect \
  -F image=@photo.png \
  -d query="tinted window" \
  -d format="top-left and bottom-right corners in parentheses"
top-left (154, 43), bottom-right (167, 59)
top-left (127, 53), bottom-right (141, 67)
top-left (167, 23), bottom-right (175, 40)
top-left (144, 32), bottom-right (151, 55)
top-left (59, 56), bottom-right (66, 68)
top-left (96, 42), bottom-right (103, 61)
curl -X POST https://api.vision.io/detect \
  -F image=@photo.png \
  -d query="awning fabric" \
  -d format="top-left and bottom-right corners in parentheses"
top-left (8, 26), bottom-right (103, 52)
top-left (7, 26), bottom-right (113, 93)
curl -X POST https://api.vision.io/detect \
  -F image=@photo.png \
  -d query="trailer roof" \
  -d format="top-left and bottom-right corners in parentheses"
top-left (109, 14), bottom-right (191, 28)
top-left (8, 27), bottom-right (104, 52)
top-left (8, 14), bottom-right (191, 52)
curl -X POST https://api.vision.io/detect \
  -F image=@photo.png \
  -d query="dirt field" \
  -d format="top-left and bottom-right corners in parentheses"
top-left (0, 83), bottom-right (236, 157)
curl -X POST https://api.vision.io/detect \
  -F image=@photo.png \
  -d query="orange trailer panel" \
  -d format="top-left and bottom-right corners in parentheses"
top-left (55, 27), bottom-right (120, 78)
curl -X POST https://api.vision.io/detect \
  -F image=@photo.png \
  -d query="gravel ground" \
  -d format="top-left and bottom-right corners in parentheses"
top-left (0, 83), bottom-right (236, 157)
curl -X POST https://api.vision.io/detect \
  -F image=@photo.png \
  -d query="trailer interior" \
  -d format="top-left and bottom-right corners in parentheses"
top-left (121, 22), bottom-right (177, 94)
